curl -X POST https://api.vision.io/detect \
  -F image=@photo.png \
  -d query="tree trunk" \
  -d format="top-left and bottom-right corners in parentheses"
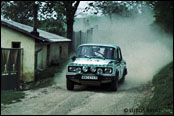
top-left (63, 1), bottom-right (80, 52)
top-left (66, 19), bottom-right (74, 40)
top-left (66, 18), bottom-right (74, 52)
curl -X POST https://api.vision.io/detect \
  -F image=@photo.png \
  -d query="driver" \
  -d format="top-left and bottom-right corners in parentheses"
top-left (93, 47), bottom-right (103, 57)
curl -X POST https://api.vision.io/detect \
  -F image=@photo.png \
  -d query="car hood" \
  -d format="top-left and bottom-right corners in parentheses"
top-left (73, 58), bottom-right (111, 65)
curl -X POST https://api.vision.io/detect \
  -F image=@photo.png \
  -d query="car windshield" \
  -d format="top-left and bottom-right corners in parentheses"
top-left (77, 45), bottom-right (115, 59)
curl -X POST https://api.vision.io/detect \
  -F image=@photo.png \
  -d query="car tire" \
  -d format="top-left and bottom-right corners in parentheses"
top-left (110, 78), bottom-right (118, 91)
top-left (66, 79), bottom-right (74, 90)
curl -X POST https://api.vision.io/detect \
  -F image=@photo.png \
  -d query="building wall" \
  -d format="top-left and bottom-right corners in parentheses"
top-left (49, 42), bottom-right (69, 65)
top-left (1, 26), bottom-right (35, 82)
top-left (35, 42), bottom-right (69, 69)
top-left (35, 43), bottom-right (47, 69)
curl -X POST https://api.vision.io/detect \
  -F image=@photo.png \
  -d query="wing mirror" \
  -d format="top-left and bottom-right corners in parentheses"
top-left (115, 58), bottom-right (121, 63)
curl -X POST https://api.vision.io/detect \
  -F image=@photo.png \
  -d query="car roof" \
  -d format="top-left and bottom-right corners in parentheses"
top-left (78, 43), bottom-right (119, 49)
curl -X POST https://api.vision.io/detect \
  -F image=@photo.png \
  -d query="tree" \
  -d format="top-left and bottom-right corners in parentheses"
top-left (154, 1), bottom-right (173, 33)
top-left (1, 1), bottom-right (35, 25)
top-left (1, 1), bottom-right (80, 38)
top-left (62, 1), bottom-right (80, 40)
top-left (25, 1), bottom-right (80, 40)
top-left (85, 1), bottom-right (143, 22)
top-left (40, 1), bottom-right (80, 49)
top-left (38, 18), bottom-right (65, 36)
top-left (146, 1), bottom-right (173, 33)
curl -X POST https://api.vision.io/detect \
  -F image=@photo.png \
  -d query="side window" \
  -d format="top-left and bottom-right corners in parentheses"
top-left (115, 49), bottom-right (117, 59)
top-left (118, 48), bottom-right (122, 60)
top-left (117, 48), bottom-right (122, 60)
top-left (117, 48), bottom-right (120, 59)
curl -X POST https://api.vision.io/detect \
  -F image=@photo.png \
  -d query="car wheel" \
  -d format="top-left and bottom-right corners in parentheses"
top-left (66, 79), bottom-right (74, 90)
top-left (110, 78), bottom-right (118, 91)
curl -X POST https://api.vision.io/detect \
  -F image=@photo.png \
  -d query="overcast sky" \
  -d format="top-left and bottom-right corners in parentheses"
top-left (75, 1), bottom-right (101, 18)
top-left (75, 1), bottom-right (90, 18)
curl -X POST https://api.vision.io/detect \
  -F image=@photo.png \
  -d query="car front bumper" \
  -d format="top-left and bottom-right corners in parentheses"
top-left (66, 72), bottom-right (115, 86)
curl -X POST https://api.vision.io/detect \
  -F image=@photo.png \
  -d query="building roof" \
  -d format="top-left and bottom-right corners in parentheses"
top-left (1, 19), bottom-right (71, 43)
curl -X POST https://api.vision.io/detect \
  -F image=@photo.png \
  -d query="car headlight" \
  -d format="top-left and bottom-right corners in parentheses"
top-left (68, 66), bottom-right (76, 72)
top-left (104, 68), bottom-right (113, 74)
top-left (82, 66), bottom-right (88, 72)
top-left (76, 67), bottom-right (82, 73)
top-left (68, 66), bottom-right (81, 73)
top-left (97, 68), bottom-right (103, 75)
top-left (90, 66), bottom-right (96, 73)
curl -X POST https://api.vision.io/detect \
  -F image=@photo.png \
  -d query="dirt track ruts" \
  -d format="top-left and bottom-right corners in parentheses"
top-left (1, 67), bottom-right (150, 115)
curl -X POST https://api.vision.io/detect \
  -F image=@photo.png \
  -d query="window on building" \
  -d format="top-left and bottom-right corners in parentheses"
top-left (12, 42), bottom-right (21, 48)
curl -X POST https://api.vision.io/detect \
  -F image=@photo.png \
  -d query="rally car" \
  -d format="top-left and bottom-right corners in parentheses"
top-left (66, 44), bottom-right (127, 91)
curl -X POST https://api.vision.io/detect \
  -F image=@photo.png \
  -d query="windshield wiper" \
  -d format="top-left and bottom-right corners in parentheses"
top-left (78, 55), bottom-right (91, 58)
top-left (93, 56), bottom-right (105, 60)
top-left (84, 55), bottom-right (91, 58)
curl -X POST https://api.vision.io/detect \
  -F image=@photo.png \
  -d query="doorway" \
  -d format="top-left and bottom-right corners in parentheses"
top-left (1, 48), bottom-right (23, 90)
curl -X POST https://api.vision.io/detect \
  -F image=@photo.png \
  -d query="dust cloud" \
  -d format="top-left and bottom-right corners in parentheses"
top-left (75, 7), bottom-right (173, 89)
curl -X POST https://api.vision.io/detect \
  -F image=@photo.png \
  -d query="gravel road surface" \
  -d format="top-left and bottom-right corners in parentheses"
top-left (1, 63), bottom-right (150, 115)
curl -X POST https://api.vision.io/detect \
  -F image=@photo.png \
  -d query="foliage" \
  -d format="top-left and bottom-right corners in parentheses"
top-left (146, 1), bottom-right (173, 34)
top-left (154, 1), bottom-right (173, 33)
top-left (138, 61), bottom-right (173, 115)
top-left (1, 90), bottom-right (25, 105)
top-left (148, 61), bottom-right (173, 115)
top-left (38, 18), bottom-right (65, 36)
top-left (84, 1), bottom-right (173, 34)
top-left (86, 1), bottom-right (145, 17)
top-left (1, 1), bottom-right (34, 25)
top-left (37, 1), bottom-right (80, 39)
top-left (62, 1), bottom-right (80, 40)
top-left (1, 1), bottom-right (68, 36)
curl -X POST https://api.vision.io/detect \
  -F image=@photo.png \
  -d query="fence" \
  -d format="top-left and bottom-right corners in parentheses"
top-left (72, 25), bottom-right (99, 52)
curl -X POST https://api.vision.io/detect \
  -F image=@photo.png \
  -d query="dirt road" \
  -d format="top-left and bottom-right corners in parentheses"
top-left (2, 8), bottom-right (173, 115)
top-left (1, 62), bottom-right (151, 115)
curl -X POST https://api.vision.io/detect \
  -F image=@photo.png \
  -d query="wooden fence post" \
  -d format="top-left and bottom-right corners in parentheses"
top-left (79, 30), bottom-right (82, 46)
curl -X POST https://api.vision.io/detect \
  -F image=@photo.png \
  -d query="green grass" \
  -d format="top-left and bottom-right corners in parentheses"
top-left (35, 51), bottom-right (74, 82)
top-left (31, 57), bottom-right (72, 90)
top-left (139, 61), bottom-right (173, 115)
top-left (35, 65), bottom-right (63, 81)
top-left (1, 54), bottom-right (74, 107)
top-left (1, 65), bottom-right (64, 107)
top-left (1, 90), bottom-right (25, 106)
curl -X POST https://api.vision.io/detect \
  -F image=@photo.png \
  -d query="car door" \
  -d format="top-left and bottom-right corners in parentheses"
top-left (116, 48), bottom-right (122, 80)
top-left (117, 48), bottom-right (124, 80)
top-left (118, 48), bottom-right (124, 79)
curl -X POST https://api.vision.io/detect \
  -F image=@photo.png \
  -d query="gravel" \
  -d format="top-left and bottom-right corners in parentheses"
top-left (1, 72), bottom-right (150, 115)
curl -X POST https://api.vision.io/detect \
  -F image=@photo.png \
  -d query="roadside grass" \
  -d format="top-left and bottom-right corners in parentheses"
top-left (1, 90), bottom-right (25, 109)
top-left (1, 61), bottom-right (68, 108)
top-left (1, 53), bottom-right (74, 108)
top-left (30, 60), bottom-right (69, 90)
top-left (138, 61), bottom-right (173, 115)
top-left (35, 51), bottom-right (75, 82)
top-left (30, 52), bottom-right (75, 90)
top-left (32, 66), bottom-right (60, 89)
top-left (35, 66), bottom-right (60, 81)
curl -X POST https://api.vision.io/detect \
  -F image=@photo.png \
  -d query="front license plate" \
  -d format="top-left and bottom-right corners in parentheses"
top-left (81, 75), bottom-right (98, 80)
